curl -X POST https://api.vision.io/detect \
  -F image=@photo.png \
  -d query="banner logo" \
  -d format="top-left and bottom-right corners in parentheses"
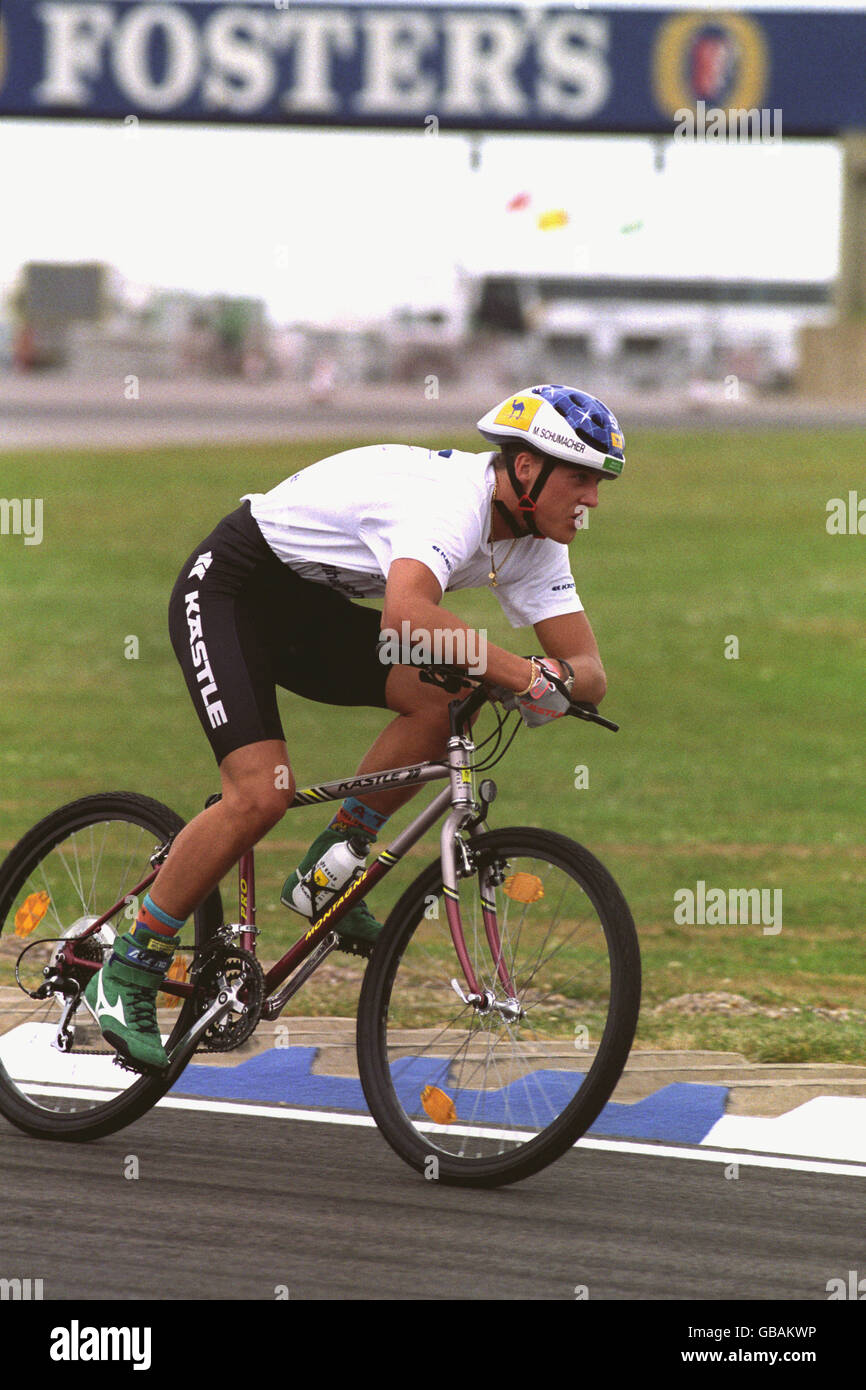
top-left (652, 11), bottom-right (768, 118)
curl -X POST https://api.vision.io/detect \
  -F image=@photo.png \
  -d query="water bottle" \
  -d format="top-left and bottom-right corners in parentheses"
top-left (290, 835), bottom-right (369, 918)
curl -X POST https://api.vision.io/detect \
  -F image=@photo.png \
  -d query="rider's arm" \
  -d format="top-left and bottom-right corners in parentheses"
top-left (533, 610), bottom-right (607, 704)
top-left (382, 559), bottom-right (535, 692)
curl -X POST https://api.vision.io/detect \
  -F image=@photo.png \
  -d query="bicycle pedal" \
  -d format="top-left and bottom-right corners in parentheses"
top-left (112, 1052), bottom-right (167, 1080)
top-left (334, 938), bottom-right (375, 960)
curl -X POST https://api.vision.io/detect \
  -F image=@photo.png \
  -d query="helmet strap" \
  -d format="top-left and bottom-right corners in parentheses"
top-left (495, 454), bottom-right (557, 538)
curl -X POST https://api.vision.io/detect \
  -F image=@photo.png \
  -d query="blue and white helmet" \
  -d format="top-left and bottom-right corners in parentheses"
top-left (477, 384), bottom-right (625, 479)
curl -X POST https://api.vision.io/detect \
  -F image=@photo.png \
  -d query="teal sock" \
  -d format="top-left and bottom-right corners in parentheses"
top-left (115, 894), bottom-right (185, 976)
top-left (330, 796), bottom-right (389, 840)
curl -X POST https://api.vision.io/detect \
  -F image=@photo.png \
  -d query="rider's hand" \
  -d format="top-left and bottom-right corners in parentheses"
top-left (515, 657), bottom-right (574, 727)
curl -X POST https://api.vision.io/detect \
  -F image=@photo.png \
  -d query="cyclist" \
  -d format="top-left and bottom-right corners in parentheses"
top-left (85, 384), bottom-right (626, 1073)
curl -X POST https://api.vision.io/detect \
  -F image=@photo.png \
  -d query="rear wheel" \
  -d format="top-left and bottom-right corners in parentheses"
top-left (357, 827), bottom-right (640, 1187)
top-left (0, 793), bottom-right (222, 1140)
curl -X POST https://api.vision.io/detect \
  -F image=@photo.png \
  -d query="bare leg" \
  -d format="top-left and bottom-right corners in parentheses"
top-left (149, 739), bottom-right (294, 921)
top-left (350, 667), bottom-right (468, 820)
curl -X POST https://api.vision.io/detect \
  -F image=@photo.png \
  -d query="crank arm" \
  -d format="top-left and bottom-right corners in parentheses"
top-left (163, 979), bottom-right (244, 1079)
top-left (262, 932), bottom-right (339, 1020)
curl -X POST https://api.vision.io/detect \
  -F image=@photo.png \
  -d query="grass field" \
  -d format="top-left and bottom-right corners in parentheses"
top-left (1, 429), bottom-right (864, 1061)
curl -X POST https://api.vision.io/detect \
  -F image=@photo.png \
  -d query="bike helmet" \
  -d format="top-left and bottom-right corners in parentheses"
top-left (477, 385), bottom-right (625, 537)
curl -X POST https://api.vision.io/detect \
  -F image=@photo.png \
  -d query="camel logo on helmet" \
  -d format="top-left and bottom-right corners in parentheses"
top-left (492, 395), bottom-right (542, 431)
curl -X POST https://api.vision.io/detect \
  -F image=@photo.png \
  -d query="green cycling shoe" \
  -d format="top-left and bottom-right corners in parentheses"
top-left (281, 826), bottom-right (383, 952)
top-left (83, 939), bottom-right (173, 1067)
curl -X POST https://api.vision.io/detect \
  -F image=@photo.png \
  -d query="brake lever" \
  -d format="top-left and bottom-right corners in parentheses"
top-left (567, 701), bottom-right (620, 733)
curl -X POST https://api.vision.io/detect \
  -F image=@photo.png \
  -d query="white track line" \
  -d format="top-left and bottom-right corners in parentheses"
top-left (579, 1136), bottom-right (866, 1179)
top-left (153, 1095), bottom-right (866, 1178)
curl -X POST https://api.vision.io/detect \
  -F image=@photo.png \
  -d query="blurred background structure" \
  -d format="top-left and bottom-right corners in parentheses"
top-left (1, 0), bottom-right (864, 443)
top-left (6, 263), bottom-right (275, 380)
top-left (0, 258), bottom-right (838, 394)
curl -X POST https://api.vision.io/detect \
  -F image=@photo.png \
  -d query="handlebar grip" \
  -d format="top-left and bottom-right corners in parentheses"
top-left (567, 702), bottom-right (620, 732)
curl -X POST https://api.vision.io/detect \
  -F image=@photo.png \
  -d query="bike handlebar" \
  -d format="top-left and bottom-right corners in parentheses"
top-left (416, 664), bottom-right (620, 732)
top-left (566, 702), bottom-right (619, 733)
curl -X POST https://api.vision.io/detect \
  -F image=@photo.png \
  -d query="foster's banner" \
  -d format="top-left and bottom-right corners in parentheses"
top-left (0, 4), bottom-right (863, 133)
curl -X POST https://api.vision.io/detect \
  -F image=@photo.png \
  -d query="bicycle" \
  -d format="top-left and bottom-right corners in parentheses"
top-left (0, 668), bottom-right (641, 1188)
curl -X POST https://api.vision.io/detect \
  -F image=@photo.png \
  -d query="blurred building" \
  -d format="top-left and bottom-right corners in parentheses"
top-left (67, 286), bottom-right (275, 380)
top-left (468, 273), bottom-right (835, 394)
top-left (1, 260), bottom-right (837, 399)
top-left (0, 317), bottom-right (13, 369)
top-left (3, 261), bottom-right (276, 379)
top-left (7, 261), bottom-right (119, 370)
top-left (283, 302), bottom-right (465, 391)
top-left (282, 271), bottom-right (835, 397)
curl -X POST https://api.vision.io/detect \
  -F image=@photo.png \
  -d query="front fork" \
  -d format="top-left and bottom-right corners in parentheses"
top-left (440, 738), bottom-right (522, 1018)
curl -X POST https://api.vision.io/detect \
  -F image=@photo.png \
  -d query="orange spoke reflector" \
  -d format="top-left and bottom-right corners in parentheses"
top-left (14, 891), bottom-right (51, 937)
top-left (421, 1085), bottom-right (458, 1125)
top-left (503, 873), bottom-right (544, 904)
top-left (162, 954), bottom-right (189, 1009)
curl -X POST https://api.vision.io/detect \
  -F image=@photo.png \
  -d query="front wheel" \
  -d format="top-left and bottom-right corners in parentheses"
top-left (0, 793), bottom-right (223, 1140)
top-left (357, 827), bottom-right (640, 1187)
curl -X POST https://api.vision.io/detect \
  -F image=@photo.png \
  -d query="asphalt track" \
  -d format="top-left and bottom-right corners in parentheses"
top-left (2, 1104), bottom-right (863, 1303)
top-left (2, 376), bottom-right (866, 453)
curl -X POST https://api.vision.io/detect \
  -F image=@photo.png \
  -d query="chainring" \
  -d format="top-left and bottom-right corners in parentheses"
top-left (192, 941), bottom-right (265, 1052)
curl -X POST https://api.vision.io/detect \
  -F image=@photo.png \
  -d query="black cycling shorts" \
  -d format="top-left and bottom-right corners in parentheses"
top-left (168, 502), bottom-right (389, 765)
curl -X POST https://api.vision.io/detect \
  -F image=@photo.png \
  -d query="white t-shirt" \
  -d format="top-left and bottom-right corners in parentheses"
top-left (243, 444), bottom-right (582, 629)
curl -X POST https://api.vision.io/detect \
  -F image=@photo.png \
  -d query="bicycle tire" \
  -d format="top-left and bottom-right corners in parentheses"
top-left (0, 792), bottom-right (222, 1141)
top-left (357, 826), bottom-right (640, 1188)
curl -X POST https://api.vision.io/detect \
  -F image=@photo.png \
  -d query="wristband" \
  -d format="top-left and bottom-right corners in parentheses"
top-left (516, 659), bottom-right (538, 697)
top-left (526, 663), bottom-right (557, 701)
top-left (521, 657), bottom-right (566, 701)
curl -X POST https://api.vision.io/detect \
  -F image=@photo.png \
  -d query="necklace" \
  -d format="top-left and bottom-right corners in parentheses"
top-left (488, 480), bottom-right (519, 587)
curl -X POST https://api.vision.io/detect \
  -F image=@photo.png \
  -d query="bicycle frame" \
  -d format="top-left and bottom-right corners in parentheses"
top-left (57, 680), bottom-right (517, 1016)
